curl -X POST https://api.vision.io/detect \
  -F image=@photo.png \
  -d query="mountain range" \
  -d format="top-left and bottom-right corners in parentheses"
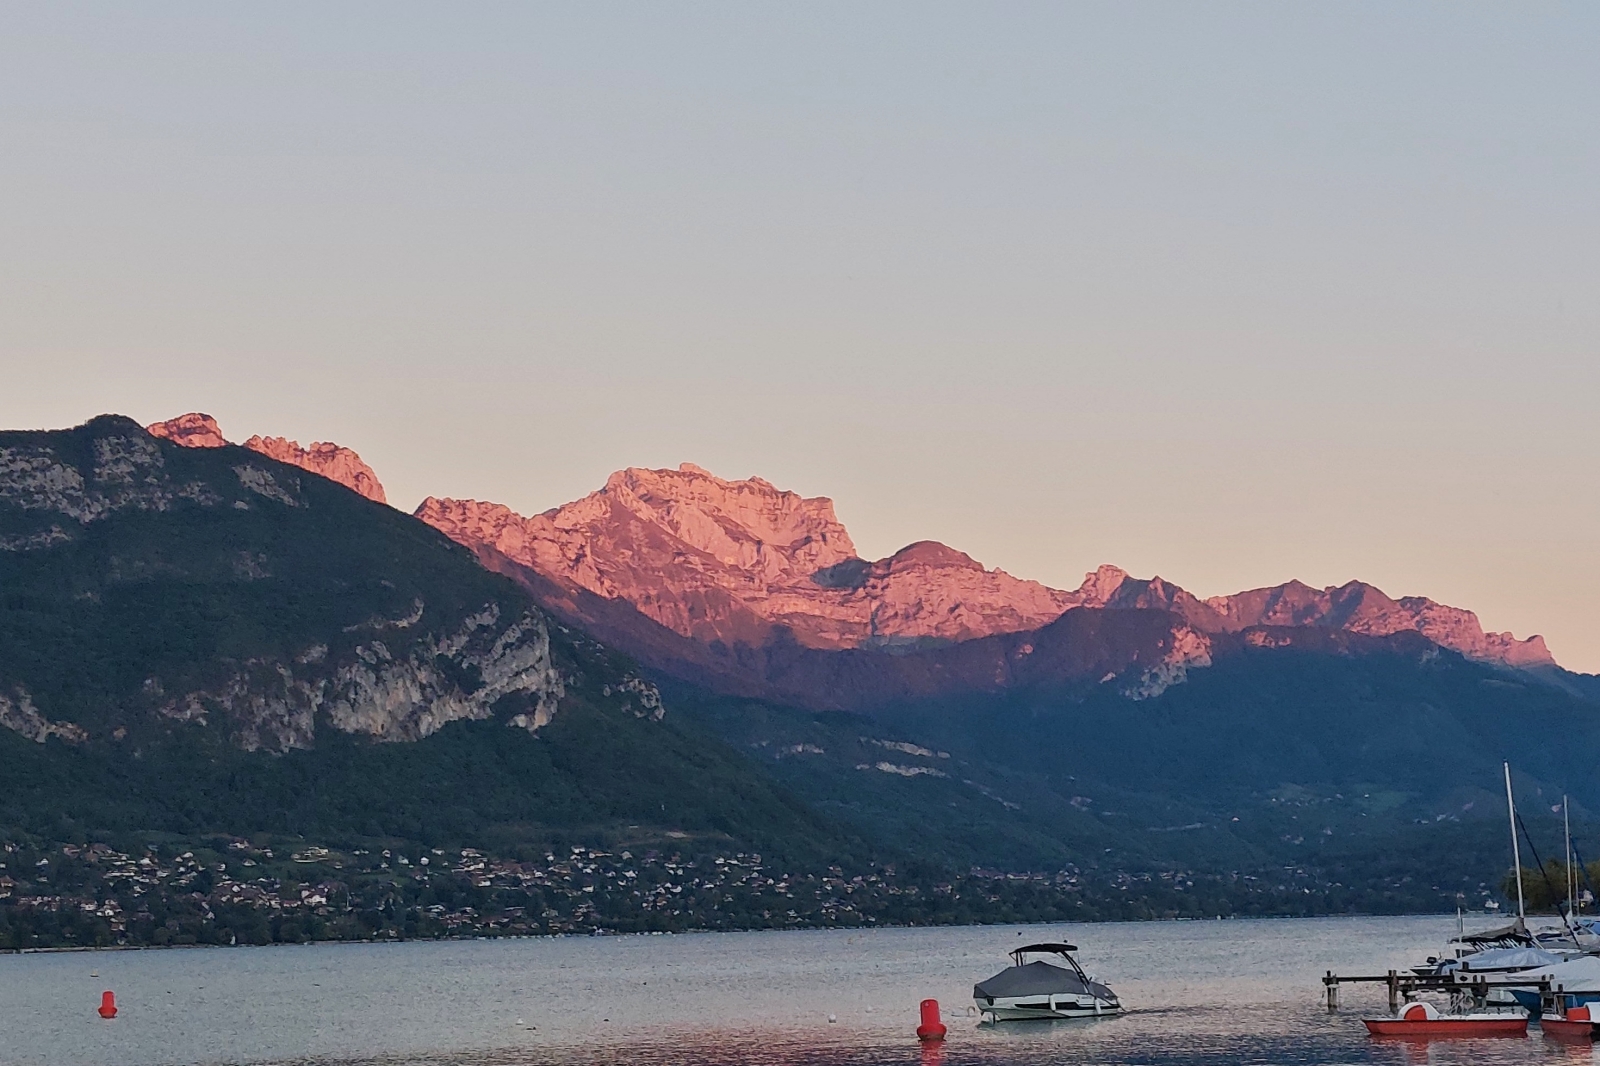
top-left (417, 460), bottom-right (1553, 675)
top-left (142, 415), bottom-right (1560, 707)
top-left (3, 410), bottom-right (1598, 941)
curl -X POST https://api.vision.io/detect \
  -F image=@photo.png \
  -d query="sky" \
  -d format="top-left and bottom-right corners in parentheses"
top-left (1, 4), bottom-right (1597, 668)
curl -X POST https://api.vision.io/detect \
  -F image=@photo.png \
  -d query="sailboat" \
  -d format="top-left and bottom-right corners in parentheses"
top-left (1412, 765), bottom-right (1542, 981)
top-left (1372, 766), bottom-right (1546, 1033)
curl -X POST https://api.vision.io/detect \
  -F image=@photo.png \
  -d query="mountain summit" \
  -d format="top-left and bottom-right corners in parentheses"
top-left (417, 463), bottom-right (1080, 650)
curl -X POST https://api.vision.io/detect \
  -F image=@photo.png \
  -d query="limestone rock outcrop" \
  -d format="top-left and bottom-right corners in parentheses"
top-left (144, 413), bottom-right (387, 504)
top-left (157, 602), bottom-right (565, 753)
top-left (147, 412), bottom-right (228, 448)
top-left (242, 435), bottom-right (387, 505)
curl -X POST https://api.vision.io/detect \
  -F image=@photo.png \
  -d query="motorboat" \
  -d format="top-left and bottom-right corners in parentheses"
top-left (1445, 945), bottom-right (1570, 976)
top-left (1435, 945), bottom-right (1582, 1005)
top-left (1363, 999), bottom-right (1527, 1038)
top-left (973, 942), bottom-right (1123, 1021)
top-left (1411, 918), bottom-right (1539, 977)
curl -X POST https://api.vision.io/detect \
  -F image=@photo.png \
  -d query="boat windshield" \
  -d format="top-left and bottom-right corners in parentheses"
top-left (1010, 943), bottom-right (1083, 968)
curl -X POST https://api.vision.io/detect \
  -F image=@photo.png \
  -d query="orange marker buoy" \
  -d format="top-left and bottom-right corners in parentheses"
top-left (916, 998), bottom-right (947, 1042)
top-left (97, 991), bottom-right (117, 1019)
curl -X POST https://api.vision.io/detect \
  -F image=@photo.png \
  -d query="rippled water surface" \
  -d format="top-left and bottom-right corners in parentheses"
top-left (3, 916), bottom-right (1593, 1065)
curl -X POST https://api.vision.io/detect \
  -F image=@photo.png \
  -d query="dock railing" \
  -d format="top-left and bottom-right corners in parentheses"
top-left (1322, 969), bottom-right (1553, 1013)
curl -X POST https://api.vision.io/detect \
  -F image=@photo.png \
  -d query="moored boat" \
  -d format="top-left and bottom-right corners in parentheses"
top-left (1363, 1000), bottom-right (1528, 1038)
top-left (1491, 956), bottom-right (1600, 1013)
top-left (973, 942), bottom-right (1123, 1021)
top-left (1541, 1002), bottom-right (1600, 1042)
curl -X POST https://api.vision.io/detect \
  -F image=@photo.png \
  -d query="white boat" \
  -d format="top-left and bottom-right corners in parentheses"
top-left (1467, 955), bottom-right (1600, 1013)
top-left (1446, 945), bottom-right (1574, 977)
top-left (1412, 917), bottom-right (1539, 977)
top-left (973, 942), bottom-right (1123, 1021)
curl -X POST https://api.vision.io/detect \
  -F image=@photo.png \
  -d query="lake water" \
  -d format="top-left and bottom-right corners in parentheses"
top-left (1, 915), bottom-right (1588, 1066)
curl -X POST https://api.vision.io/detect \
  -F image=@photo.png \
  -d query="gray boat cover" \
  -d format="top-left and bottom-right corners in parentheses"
top-left (1454, 918), bottom-right (1531, 945)
top-left (973, 961), bottom-right (1115, 1002)
top-left (1449, 946), bottom-right (1567, 973)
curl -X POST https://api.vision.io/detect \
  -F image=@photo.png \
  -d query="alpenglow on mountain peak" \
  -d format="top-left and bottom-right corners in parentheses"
top-left (146, 413), bottom-right (388, 504)
top-left (136, 423), bottom-right (1555, 671)
top-left (413, 462), bottom-right (1553, 670)
top-left (417, 462), bottom-right (1083, 650)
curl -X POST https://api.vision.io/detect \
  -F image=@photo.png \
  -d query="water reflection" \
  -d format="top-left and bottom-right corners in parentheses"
top-left (298, 1016), bottom-right (1597, 1066)
top-left (6, 917), bottom-right (1600, 1066)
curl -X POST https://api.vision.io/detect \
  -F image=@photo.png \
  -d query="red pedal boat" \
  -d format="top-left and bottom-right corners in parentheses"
top-left (1363, 1000), bottom-right (1528, 1038)
top-left (1542, 1004), bottom-right (1600, 1042)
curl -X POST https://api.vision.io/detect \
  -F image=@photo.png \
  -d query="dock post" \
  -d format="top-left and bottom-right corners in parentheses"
top-left (1325, 972), bottom-right (1338, 1011)
top-left (1387, 970), bottom-right (1399, 1014)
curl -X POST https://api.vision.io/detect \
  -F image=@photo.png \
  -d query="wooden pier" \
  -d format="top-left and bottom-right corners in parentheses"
top-left (1322, 970), bottom-right (1553, 1013)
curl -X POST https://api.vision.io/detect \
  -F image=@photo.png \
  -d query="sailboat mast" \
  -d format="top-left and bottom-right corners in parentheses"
top-left (1567, 795), bottom-right (1575, 917)
top-left (1505, 762), bottom-right (1525, 923)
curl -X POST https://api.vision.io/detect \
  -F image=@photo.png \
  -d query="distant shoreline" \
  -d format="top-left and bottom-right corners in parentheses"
top-left (1, 909), bottom-right (1497, 957)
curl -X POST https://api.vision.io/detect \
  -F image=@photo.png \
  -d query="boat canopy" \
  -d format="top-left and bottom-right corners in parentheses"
top-left (1453, 918), bottom-right (1531, 945)
top-left (974, 961), bottom-right (1115, 1003)
top-left (1450, 946), bottom-right (1567, 973)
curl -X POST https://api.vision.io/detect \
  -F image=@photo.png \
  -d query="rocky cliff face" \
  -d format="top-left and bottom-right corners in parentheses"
top-left (154, 601), bottom-right (564, 752)
top-left (146, 412), bottom-right (229, 448)
top-left (417, 464), bottom-right (1081, 650)
top-left (242, 435), bottom-right (387, 505)
top-left (145, 413), bottom-right (387, 504)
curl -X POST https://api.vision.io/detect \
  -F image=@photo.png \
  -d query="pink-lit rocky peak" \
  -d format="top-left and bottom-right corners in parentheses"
top-left (416, 463), bottom-right (1556, 670)
top-left (146, 412), bottom-right (228, 449)
top-left (144, 413), bottom-right (388, 504)
top-left (242, 435), bottom-right (387, 505)
top-left (416, 463), bottom-right (1079, 649)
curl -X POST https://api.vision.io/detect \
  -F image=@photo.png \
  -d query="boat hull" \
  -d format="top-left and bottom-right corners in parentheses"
top-left (978, 997), bottom-right (1124, 1021)
top-left (1363, 1017), bottom-right (1527, 1038)
top-left (1541, 1017), bottom-right (1600, 1042)
top-left (1509, 988), bottom-right (1600, 1013)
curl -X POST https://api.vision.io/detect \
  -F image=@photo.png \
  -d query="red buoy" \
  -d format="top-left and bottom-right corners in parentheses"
top-left (916, 998), bottom-right (947, 1042)
top-left (97, 991), bottom-right (117, 1019)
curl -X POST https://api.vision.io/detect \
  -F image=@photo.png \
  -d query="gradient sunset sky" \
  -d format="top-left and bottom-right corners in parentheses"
top-left (3, 5), bottom-right (1596, 668)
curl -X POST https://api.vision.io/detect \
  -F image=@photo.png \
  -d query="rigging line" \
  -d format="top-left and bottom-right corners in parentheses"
top-left (1516, 809), bottom-right (1579, 944)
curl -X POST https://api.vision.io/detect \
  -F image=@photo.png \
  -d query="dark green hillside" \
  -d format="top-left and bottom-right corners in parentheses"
top-left (667, 637), bottom-right (1600, 904)
top-left (0, 696), bottom-right (853, 863)
top-left (872, 638), bottom-right (1600, 817)
top-left (0, 415), bottom-right (857, 863)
